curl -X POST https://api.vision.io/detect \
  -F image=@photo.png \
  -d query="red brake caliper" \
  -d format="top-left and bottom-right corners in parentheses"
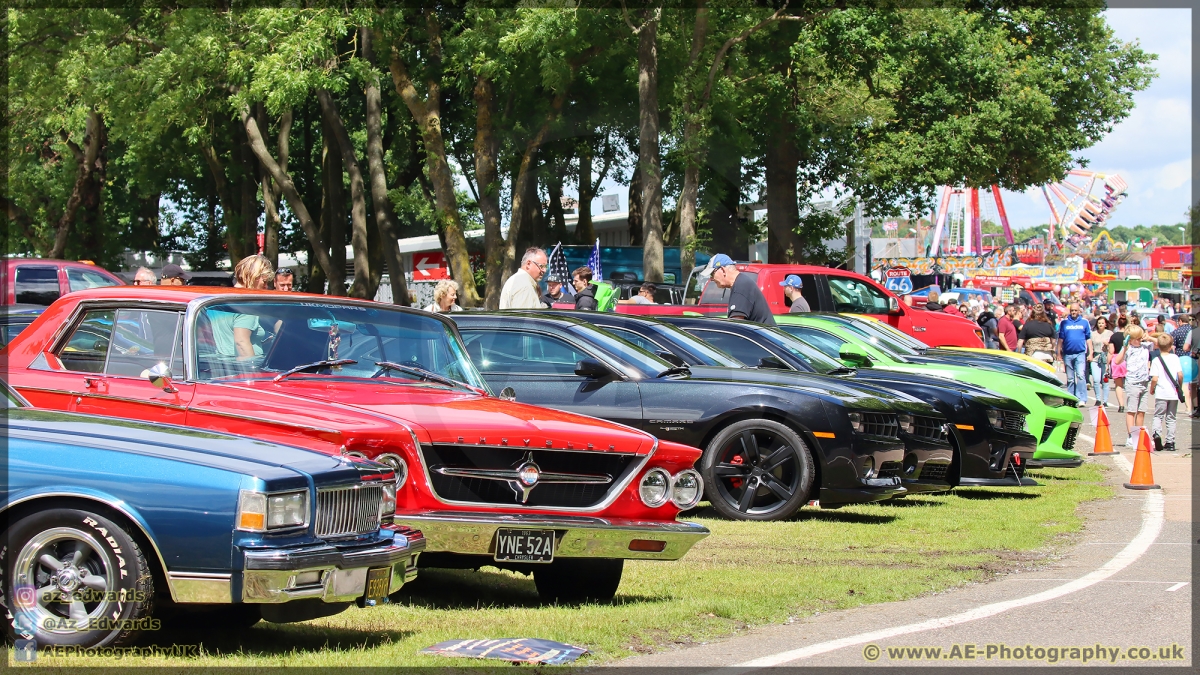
top-left (729, 454), bottom-right (744, 489)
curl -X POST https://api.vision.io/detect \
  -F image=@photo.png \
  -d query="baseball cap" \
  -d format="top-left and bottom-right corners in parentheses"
top-left (709, 254), bottom-right (735, 269)
top-left (161, 264), bottom-right (191, 281)
top-left (779, 274), bottom-right (803, 288)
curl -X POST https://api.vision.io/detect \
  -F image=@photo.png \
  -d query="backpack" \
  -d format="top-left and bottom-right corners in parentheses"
top-left (592, 281), bottom-right (618, 312)
top-left (976, 311), bottom-right (995, 328)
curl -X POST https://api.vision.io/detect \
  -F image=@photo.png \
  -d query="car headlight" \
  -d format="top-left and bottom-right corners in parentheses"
top-left (375, 453), bottom-right (409, 486)
top-left (1038, 394), bottom-right (1066, 408)
top-left (639, 468), bottom-right (671, 507)
top-left (847, 412), bottom-right (865, 433)
top-left (238, 489), bottom-right (309, 532)
top-left (897, 414), bottom-right (915, 435)
top-left (378, 483), bottom-right (397, 524)
top-left (985, 409), bottom-right (1003, 429)
top-left (670, 470), bottom-right (703, 509)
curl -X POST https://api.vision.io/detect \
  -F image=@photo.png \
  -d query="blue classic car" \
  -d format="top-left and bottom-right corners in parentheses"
top-left (0, 385), bottom-right (424, 649)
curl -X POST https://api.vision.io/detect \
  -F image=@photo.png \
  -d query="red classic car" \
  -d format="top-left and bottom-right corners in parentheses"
top-left (3, 287), bottom-right (708, 603)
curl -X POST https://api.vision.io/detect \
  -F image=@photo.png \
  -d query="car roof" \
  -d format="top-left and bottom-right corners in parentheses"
top-left (46, 285), bottom-right (412, 309)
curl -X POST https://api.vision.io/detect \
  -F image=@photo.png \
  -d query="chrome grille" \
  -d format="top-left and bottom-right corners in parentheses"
top-left (913, 416), bottom-right (947, 441)
top-left (861, 413), bottom-right (899, 438)
top-left (315, 485), bottom-right (383, 538)
top-left (1000, 411), bottom-right (1027, 433)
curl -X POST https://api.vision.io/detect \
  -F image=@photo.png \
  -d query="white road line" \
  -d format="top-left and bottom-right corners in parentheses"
top-left (726, 476), bottom-right (1164, 669)
top-left (1166, 582), bottom-right (1189, 592)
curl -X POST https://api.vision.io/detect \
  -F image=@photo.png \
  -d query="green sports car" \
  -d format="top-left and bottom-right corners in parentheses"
top-left (775, 314), bottom-right (1084, 468)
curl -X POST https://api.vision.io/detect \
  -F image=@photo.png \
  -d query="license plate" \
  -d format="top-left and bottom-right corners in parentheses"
top-left (364, 566), bottom-right (391, 603)
top-left (494, 528), bottom-right (555, 563)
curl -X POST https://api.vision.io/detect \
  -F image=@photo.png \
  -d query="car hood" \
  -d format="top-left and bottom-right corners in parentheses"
top-left (224, 379), bottom-right (657, 455)
top-left (848, 369), bottom-right (1025, 413)
top-left (684, 366), bottom-right (940, 416)
top-left (2, 409), bottom-right (370, 484)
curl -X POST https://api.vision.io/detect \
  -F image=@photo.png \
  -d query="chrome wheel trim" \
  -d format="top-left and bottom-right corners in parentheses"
top-left (12, 527), bottom-right (118, 636)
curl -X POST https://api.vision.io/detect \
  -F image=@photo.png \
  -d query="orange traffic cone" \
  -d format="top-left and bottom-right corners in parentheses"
top-left (1123, 428), bottom-right (1161, 490)
top-left (1088, 406), bottom-right (1117, 456)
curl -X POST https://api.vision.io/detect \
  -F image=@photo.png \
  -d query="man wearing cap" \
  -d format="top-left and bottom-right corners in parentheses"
top-left (160, 264), bottom-right (190, 285)
top-left (708, 254), bottom-right (775, 325)
top-left (540, 277), bottom-right (567, 307)
top-left (780, 275), bottom-right (810, 313)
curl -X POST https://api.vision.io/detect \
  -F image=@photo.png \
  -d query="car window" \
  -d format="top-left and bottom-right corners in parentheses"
top-left (783, 273), bottom-right (822, 311)
top-left (699, 272), bottom-right (758, 305)
top-left (67, 267), bottom-right (120, 292)
top-left (461, 330), bottom-right (591, 376)
top-left (683, 328), bottom-right (775, 366)
top-left (827, 276), bottom-right (890, 314)
top-left (14, 266), bottom-right (60, 305)
top-left (57, 309), bottom-right (115, 373)
top-left (105, 309), bottom-right (184, 377)
top-left (779, 326), bottom-right (848, 359)
top-left (604, 327), bottom-right (665, 354)
top-left (0, 319), bottom-right (35, 347)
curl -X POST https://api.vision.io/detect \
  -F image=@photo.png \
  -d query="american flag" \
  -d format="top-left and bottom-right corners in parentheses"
top-left (547, 242), bottom-right (574, 297)
top-left (587, 238), bottom-right (603, 282)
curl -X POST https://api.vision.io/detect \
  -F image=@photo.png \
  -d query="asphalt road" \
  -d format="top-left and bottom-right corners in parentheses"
top-left (618, 404), bottom-right (1194, 669)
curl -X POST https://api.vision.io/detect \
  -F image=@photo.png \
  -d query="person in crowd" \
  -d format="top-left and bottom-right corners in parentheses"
top-left (1110, 315), bottom-right (1129, 412)
top-left (1088, 316), bottom-right (1113, 408)
top-left (160, 263), bottom-right (190, 286)
top-left (618, 282), bottom-right (658, 305)
top-left (500, 247), bottom-right (548, 309)
top-left (1148, 332), bottom-right (1184, 451)
top-left (572, 267), bottom-right (598, 311)
top-left (780, 275), bottom-right (810, 312)
top-left (977, 307), bottom-right (1000, 349)
top-left (274, 267), bottom-right (295, 292)
top-left (1184, 312), bottom-right (1200, 418)
top-left (133, 267), bottom-right (157, 285)
top-left (1058, 302), bottom-right (1091, 404)
top-left (997, 304), bottom-right (1021, 351)
top-left (1112, 324), bottom-right (1151, 447)
top-left (943, 297), bottom-right (962, 315)
top-left (211, 255), bottom-right (272, 359)
top-left (1016, 304), bottom-right (1057, 365)
top-left (923, 290), bottom-right (944, 312)
top-left (708, 254), bottom-right (775, 325)
top-left (1042, 298), bottom-right (1058, 330)
top-left (540, 277), bottom-right (567, 307)
top-left (423, 279), bottom-right (462, 313)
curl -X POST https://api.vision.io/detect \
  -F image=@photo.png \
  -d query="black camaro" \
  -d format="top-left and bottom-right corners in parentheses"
top-left (451, 312), bottom-right (956, 521)
top-left (615, 314), bottom-right (1039, 487)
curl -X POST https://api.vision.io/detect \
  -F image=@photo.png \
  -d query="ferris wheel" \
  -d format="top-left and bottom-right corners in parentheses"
top-left (1041, 170), bottom-right (1128, 249)
top-left (927, 186), bottom-right (1015, 256)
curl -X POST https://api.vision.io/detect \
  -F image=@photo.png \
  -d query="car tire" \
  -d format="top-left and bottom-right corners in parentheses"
top-left (2, 507), bottom-right (154, 648)
top-left (702, 419), bottom-right (814, 521)
top-left (533, 559), bottom-right (623, 604)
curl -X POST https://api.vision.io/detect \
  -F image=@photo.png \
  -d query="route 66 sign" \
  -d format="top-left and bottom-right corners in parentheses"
top-left (883, 267), bottom-right (912, 295)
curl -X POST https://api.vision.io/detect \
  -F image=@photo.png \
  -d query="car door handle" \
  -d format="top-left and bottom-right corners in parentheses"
top-left (83, 377), bottom-right (100, 388)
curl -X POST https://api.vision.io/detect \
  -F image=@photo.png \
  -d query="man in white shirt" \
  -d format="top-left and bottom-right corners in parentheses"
top-left (617, 282), bottom-right (657, 305)
top-left (1148, 332), bottom-right (1184, 451)
top-left (499, 247), bottom-right (549, 309)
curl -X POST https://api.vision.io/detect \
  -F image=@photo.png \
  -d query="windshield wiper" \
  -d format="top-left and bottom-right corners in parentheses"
top-left (374, 361), bottom-right (467, 389)
top-left (273, 359), bottom-right (358, 382)
top-left (656, 366), bottom-right (691, 378)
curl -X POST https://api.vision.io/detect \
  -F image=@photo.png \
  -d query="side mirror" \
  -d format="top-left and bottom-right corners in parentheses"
top-left (888, 296), bottom-right (902, 315)
top-left (756, 356), bottom-right (788, 370)
top-left (498, 386), bottom-right (517, 401)
top-left (145, 362), bottom-right (178, 393)
top-left (655, 350), bottom-right (686, 367)
top-left (838, 343), bottom-right (873, 368)
top-left (575, 358), bottom-right (611, 379)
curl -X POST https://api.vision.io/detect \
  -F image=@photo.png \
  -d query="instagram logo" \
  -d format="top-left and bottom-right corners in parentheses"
top-left (13, 586), bottom-right (36, 608)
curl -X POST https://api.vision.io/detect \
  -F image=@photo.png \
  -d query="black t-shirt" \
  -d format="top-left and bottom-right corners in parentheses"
top-left (727, 272), bottom-right (776, 325)
top-left (1109, 330), bottom-right (1126, 353)
top-left (1018, 320), bottom-right (1055, 340)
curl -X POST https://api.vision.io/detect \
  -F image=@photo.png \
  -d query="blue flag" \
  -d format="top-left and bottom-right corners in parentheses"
top-left (587, 239), bottom-right (603, 282)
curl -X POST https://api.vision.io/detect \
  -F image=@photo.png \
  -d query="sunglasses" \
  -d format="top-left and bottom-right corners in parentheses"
top-left (277, 268), bottom-right (294, 276)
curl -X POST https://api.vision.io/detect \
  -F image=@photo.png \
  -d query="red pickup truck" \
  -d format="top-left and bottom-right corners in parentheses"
top-left (619, 263), bottom-right (985, 348)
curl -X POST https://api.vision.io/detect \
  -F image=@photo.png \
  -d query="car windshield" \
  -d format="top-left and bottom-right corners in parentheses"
top-left (829, 319), bottom-right (921, 359)
top-left (650, 323), bottom-right (744, 367)
top-left (752, 326), bottom-right (845, 374)
top-left (192, 299), bottom-right (487, 389)
top-left (847, 316), bottom-right (929, 352)
top-left (569, 324), bottom-right (674, 376)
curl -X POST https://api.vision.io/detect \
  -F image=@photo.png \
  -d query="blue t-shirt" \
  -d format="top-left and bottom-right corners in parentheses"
top-left (1058, 316), bottom-right (1091, 354)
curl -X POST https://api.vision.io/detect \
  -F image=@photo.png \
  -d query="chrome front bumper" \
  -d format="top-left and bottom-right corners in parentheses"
top-left (393, 511), bottom-right (710, 561)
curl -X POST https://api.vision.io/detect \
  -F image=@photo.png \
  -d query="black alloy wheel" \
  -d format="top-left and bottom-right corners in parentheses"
top-left (702, 420), bottom-right (814, 521)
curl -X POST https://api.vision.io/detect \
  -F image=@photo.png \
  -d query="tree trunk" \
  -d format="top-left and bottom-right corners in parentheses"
top-left (575, 142), bottom-right (595, 245)
top-left (317, 89), bottom-right (372, 299)
top-left (50, 109), bottom-right (107, 259)
top-left (389, 32), bottom-right (481, 307)
top-left (547, 172), bottom-right (569, 246)
top-left (362, 27), bottom-right (409, 306)
top-left (678, 136), bottom-right (700, 279)
top-left (261, 110), bottom-right (291, 268)
top-left (474, 74), bottom-right (505, 309)
top-left (627, 161), bottom-right (643, 246)
top-left (637, 10), bottom-right (664, 283)
top-left (502, 94), bottom-right (568, 282)
top-left (240, 105), bottom-right (336, 282)
top-left (321, 126), bottom-right (347, 295)
top-left (765, 119), bottom-right (802, 264)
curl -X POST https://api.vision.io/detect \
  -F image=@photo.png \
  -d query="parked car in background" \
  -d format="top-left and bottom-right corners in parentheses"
top-left (1, 259), bottom-right (124, 306)
top-left (575, 313), bottom-right (1040, 488)
top-left (0, 304), bottom-right (44, 347)
top-left (3, 286), bottom-right (707, 603)
top-left (453, 312), bottom-right (956, 520)
top-left (1, 384), bottom-right (422, 649)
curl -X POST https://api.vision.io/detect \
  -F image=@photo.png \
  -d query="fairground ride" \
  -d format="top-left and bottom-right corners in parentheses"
top-left (1040, 170), bottom-right (1128, 250)
top-left (927, 186), bottom-right (1015, 256)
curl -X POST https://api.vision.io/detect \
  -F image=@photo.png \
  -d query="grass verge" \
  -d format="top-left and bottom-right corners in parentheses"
top-left (19, 464), bottom-right (1111, 667)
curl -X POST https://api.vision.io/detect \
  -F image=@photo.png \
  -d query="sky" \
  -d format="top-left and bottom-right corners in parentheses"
top-left (579, 8), bottom-right (1192, 233)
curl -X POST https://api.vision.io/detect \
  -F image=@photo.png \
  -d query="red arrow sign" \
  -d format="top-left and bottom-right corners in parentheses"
top-left (413, 252), bottom-right (449, 279)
